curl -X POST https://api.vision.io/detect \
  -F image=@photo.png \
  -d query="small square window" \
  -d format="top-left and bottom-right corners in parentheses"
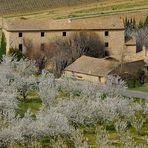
top-left (63, 32), bottom-right (66, 36)
top-left (105, 31), bottom-right (109, 36)
top-left (19, 32), bottom-right (22, 37)
top-left (41, 32), bottom-right (45, 37)
top-left (19, 44), bottom-right (23, 51)
top-left (41, 43), bottom-right (45, 51)
top-left (105, 42), bottom-right (109, 47)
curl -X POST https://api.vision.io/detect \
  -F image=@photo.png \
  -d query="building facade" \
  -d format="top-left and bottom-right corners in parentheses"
top-left (1, 17), bottom-right (125, 59)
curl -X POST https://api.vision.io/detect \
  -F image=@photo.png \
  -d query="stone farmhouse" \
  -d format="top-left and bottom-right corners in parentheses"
top-left (64, 55), bottom-right (119, 84)
top-left (0, 17), bottom-right (125, 59)
top-left (0, 17), bottom-right (148, 83)
top-left (63, 55), bottom-right (148, 84)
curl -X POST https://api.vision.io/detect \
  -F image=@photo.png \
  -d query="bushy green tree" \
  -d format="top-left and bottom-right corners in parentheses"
top-left (0, 32), bottom-right (6, 59)
top-left (127, 69), bottom-right (145, 88)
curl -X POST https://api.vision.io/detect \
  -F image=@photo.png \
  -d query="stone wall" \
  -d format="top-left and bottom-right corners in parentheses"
top-left (5, 29), bottom-right (125, 59)
top-left (124, 46), bottom-right (148, 63)
top-left (7, 31), bottom-right (67, 53)
top-left (64, 70), bottom-right (107, 84)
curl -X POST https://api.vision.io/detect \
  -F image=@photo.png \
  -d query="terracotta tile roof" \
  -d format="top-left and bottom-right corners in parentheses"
top-left (64, 56), bottom-right (119, 77)
top-left (3, 17), bottom-right (124, 31)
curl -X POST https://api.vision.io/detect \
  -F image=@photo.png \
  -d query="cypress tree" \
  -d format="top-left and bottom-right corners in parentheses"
top-left (130, 18), bottom-right (133, 24)
top-left (127, 19), bottom-right (130, 28)
top-left (124, 17), bottom-right (128, 27)
top-left (130, 18), bottom-right (133, 29)
top-left (138, 20), bottom-right (144, 29)
top-left (144, 16), bottom-right (148, 27)
top-left (133, 17), bottom-right (136, 29)
top-left (0, 32), bottom-right (6, 59)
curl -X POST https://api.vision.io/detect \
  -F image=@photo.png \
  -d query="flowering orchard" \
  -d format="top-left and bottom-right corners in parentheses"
top-left (0, 56), bottom-right (148, 147)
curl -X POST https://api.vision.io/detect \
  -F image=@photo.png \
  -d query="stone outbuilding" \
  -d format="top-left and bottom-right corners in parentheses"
top-left (63, 55), bottom-right (119, 84)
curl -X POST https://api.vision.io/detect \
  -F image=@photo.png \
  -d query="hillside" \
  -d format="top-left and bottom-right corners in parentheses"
top-left (0, 0), bottom-right (100, 16)
top-left (0, 0), bottom-right (147, 20)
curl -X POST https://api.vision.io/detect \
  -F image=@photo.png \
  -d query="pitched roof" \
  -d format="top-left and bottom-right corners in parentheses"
top-left (2, 19), bottom-right (70, 31)
top-left (64, 56), bottom-right (119, 77)
top-left (2, 17), bottom-right (124, 31)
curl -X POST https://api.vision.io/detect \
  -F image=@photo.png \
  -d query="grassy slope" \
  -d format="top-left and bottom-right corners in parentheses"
top-left (66, 0), bottom-right (148, 19)
top-left (0, 0), bottom-right (100, 16)
top-left (0, 0), bottom-right (147, 20)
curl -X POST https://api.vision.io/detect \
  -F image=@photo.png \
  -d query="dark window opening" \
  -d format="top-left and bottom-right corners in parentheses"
top-left (105, 42), bottom-right (109, 47)
top-left (105, 31), bottom-right (109, 36)
top-left (98, 77), bottom-right (101, 82)
top-left (41, 32), bottom-right (45, 37)
top-left (19, 44), bottom-right (23, 51)
top-left (105, 50), bottom-right (109, 56)
top-left (41, 43), bottom-right (45, 51)
top-left (63, 32), bottom-right (66, 36)
top-left (19, 32), bottom-right (22, 37)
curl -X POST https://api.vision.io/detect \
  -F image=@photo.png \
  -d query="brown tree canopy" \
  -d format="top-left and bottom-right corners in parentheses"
top-left (51, 32), bottom-right (105, 76)
top-left (24, 32), bottom-right (105, 75)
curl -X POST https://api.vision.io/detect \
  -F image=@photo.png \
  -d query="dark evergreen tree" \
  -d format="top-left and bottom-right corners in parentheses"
top-left (133, 17), bottom-right (136, 29)
top-left (138, 20), bottom-right (144, 29)
top-left (124, 17), bottom-right (128, 27)
top-left (144, 16), bottom-right (148, 27)
top-left (0, 32), bottom-right (6, 59)
top-left (127, 19), bottom-right (130, 28)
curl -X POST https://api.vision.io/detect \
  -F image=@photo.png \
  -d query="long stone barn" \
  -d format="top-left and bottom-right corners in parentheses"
top-left (0, 17), bottom-right (125, 59)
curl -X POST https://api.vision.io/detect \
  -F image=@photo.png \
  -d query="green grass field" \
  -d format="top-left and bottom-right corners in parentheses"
top-left (18, 98), bottom-right (41, 116)
top-left (130, 86), bottom-right (148, 93)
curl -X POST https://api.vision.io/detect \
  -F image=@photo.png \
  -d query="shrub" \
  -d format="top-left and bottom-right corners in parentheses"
top-left (8, 47), bottom-right (24, 60)
top-left (135, 80), bottom-right (142, 87)
top-left (127, 79), bottom-right (135, 88)
top-left (127, 69), bottom-right (145, 88)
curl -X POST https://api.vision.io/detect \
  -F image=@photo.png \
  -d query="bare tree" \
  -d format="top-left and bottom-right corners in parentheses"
top-left (23, 38), bottom-right (47, 73)
top-left (52, 32), bottom-right (105, 75)
top-left (23, 38), bottom-right (33, 56)
top-left (23, 32), bottom-right (105, 75)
